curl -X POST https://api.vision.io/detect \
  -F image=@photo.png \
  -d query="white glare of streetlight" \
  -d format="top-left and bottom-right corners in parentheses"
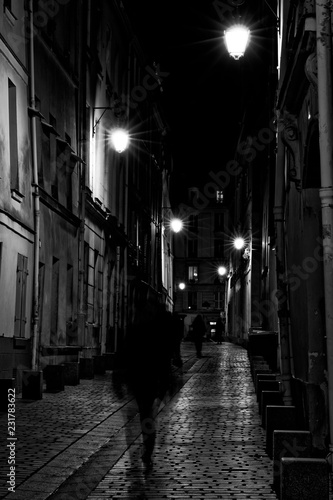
top-left (170, 218), bottom-right (183, 233)
top-left (178, 282), bottom-right (186, 290)
top-left (234, 237), bottom-right (245, 250)
top-left (110, 128), bottom-right (129, 153)
top-left (218, 266), bottom-right (227, 276)
top-left (225, 25), bottom-right (250, 60)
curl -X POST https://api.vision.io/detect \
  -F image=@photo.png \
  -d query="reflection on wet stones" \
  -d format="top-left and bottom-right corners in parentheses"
top-left (88, 342), bottom-right (278, 499)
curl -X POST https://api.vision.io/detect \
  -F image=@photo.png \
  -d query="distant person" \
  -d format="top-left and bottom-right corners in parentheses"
top-left (192, 314), bottom-right (206, 358)
top-left (124, 290), bottom-right (173, 467)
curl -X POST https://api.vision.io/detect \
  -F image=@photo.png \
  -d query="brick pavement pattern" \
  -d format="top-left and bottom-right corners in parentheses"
top-left (0, 341), bottom-right (288, 499)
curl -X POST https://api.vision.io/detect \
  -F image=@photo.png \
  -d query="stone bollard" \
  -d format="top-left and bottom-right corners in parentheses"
top-left (265, 406), bottom-right (298, 458)
top-left (280, 457), bottom-right (329, 499)
top-left (63, 362), bottom-right (80, 385)
top-left (0, 378), bottom-right (16, 412)
top-left (44, 364), bottom-right (65, 393)
top-left (260, 391), bottom-right (284, 425)
top-left (79, 358), bottom-right (94, 379)
top-left (252, 363), bottom-right (271, 380)
top-left (257, 379), bottom-right (281, 403)
top-left (104, 353), bottom-right (114, 370)
top-left (273, 430), bottom-right (312, 495)
top-left (254, 369), bottom-right (273, 387)
top-left (93, 355), bottom-right (106, 375)
top-left (255, 373), bottom-right (278, 393)
top-left (21, 371), bottom-right (43, 400)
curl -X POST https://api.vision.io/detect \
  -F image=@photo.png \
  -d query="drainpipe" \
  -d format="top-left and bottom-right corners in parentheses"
top-left (316, 0), bottom-right (333, 457)
top-left (123, 44), bottom-right (132, 337)
top-left (29, 0), bottom-right (40, 371)
top-left (77, 0), bottom-right (87, 355)
top-left (114, 245), bottom-right (121, 353)
top-left (273, 133), bottom-right (293, 405)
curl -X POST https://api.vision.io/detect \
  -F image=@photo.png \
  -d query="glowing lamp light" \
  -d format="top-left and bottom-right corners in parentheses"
top-left (110, 128), bottom-right (129, 153)
top-left (218, 266), bottom-right (227, 276)
top-left (170, 218), bottom-right (183, 233)
top-left (234, 237), bottom-right (245, 250)
top-left (178, 282), bottom-right (186, 290)
top-left (225, 25), bottom-right (250, 60)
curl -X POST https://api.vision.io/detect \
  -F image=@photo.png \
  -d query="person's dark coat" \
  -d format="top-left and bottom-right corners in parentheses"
top-left (124, 298), bottom-right (174, 465)
top-left (124, 301), bottom-right (173, 404)
top-left (192, 314), bottom-right (206, 357)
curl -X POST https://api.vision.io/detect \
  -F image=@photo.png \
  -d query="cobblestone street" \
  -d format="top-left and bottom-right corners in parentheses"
top-left (1, 342), bottom-right (281, 499)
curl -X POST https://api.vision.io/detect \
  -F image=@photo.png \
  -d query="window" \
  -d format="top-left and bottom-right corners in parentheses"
top-left (14, 254), bottom-right (28, 337)
top-left (214, 239), bottom-right (224, 258)
top-left (41, 126), bottom-right (50, 186)
top-left (214, 212), bottom-right (224, 231)
top-left (188, 214), bottom-right (198, 232)
top-left (0, 243), bottom-right (2, 279)
top-left (41, 112), bottom-right (59, 199)
top-left (214, 290), bottom-right (225, 309)
top-left (188, 291), bottom-right (197, 310)
top-left (56, 134), bottom-right (73, 209)
top-left (216, 190), bottom-right (224, 203)
top-left (66, 163), bottom-right (73, 210)
top-left (50, 257), bottom-right (59, 345)
top-left (188, 265), bottom-right (198, 282)
top-left (66, 264), bottom-right (73, 341)
top-left (38, 262), bottom-right (45, 335)
top-left (4, 0), bottom-right (17, 20)
top-left (94, 250), bottom-right (103, 325)
top-left (84, 241), bottom-right (89, 314)
top-left (188, 239), bottom-right (198, 258)
top-left (8, 79), bottom-right (19, 192)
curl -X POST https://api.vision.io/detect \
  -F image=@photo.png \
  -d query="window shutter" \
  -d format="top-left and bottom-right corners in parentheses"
top-left (14, 254), bottom-right (28, 337)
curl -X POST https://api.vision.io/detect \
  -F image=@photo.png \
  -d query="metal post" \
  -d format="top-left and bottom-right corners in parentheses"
top-left (29, 0), bottom-right (40, 371)
top-left (114, 246), bottom-right (121, 353)
top-left (77, 0), bottom-right (88, 355)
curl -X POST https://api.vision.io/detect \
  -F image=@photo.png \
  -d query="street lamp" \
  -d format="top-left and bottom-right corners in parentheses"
top-left (93, 106), bottom-right (129, 153)
top-left (109, 127), bottom-right (130, 153)
top-left (178, 282), bottom-right (186, 290)
top-left (162, 207), bottom-right (184, 233)
top-left (225, 25), bottom-right (250, 60)
top-left (170, 218), bottom-right (183, 233)
top-left (234, 236), bottom-right (246, 250)
top-left (218, 265), bottom-right (227, 277)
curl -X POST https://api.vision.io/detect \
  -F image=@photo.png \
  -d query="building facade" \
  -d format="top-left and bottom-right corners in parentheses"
top-left (224, 0), bottom-right (333, 453)
top-left (173, 187), bottom-right (229, 338)
top-left (0, 2), bottom-right (34, 382)
top-left (0, 0), bottom-right (174, 390)
top-left (273, 0), bottom-right (331, 452)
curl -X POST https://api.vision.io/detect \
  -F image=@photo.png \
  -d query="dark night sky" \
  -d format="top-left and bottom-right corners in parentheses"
top-left (124, 1), bottom-right (275, 203)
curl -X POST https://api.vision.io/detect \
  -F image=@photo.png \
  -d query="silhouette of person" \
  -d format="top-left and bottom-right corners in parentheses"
top-left (171, 312), bottom-right (184, 367)
top-left (124, 288), bottom-right (173, 467)
top-left (192, 314), bottom-right (206, 358)
top-left (215, 316), bottom-right (223, 344)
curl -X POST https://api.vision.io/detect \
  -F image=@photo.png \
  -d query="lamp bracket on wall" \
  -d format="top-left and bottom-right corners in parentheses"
top-left (92, 102), bottom-right (125, 135)
top-left (93, 107), bottom-right (113, 135)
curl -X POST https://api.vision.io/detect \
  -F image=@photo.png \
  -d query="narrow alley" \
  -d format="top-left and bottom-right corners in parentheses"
top-left (0, 342), bottom-right (280, 499)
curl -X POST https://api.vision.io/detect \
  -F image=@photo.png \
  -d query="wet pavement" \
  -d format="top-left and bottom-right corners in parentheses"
top-left (1, 341), bottom-right (281, 499)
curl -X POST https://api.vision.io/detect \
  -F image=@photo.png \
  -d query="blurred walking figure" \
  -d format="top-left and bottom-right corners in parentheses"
top-left (171, 312), bottom-right (184, 367)
top-left (192, 314), bottom-right (206, 358)
top-left (124, 288), bottom-right (173, 467)
top-left (215, 316), bottom-right (223, 344)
